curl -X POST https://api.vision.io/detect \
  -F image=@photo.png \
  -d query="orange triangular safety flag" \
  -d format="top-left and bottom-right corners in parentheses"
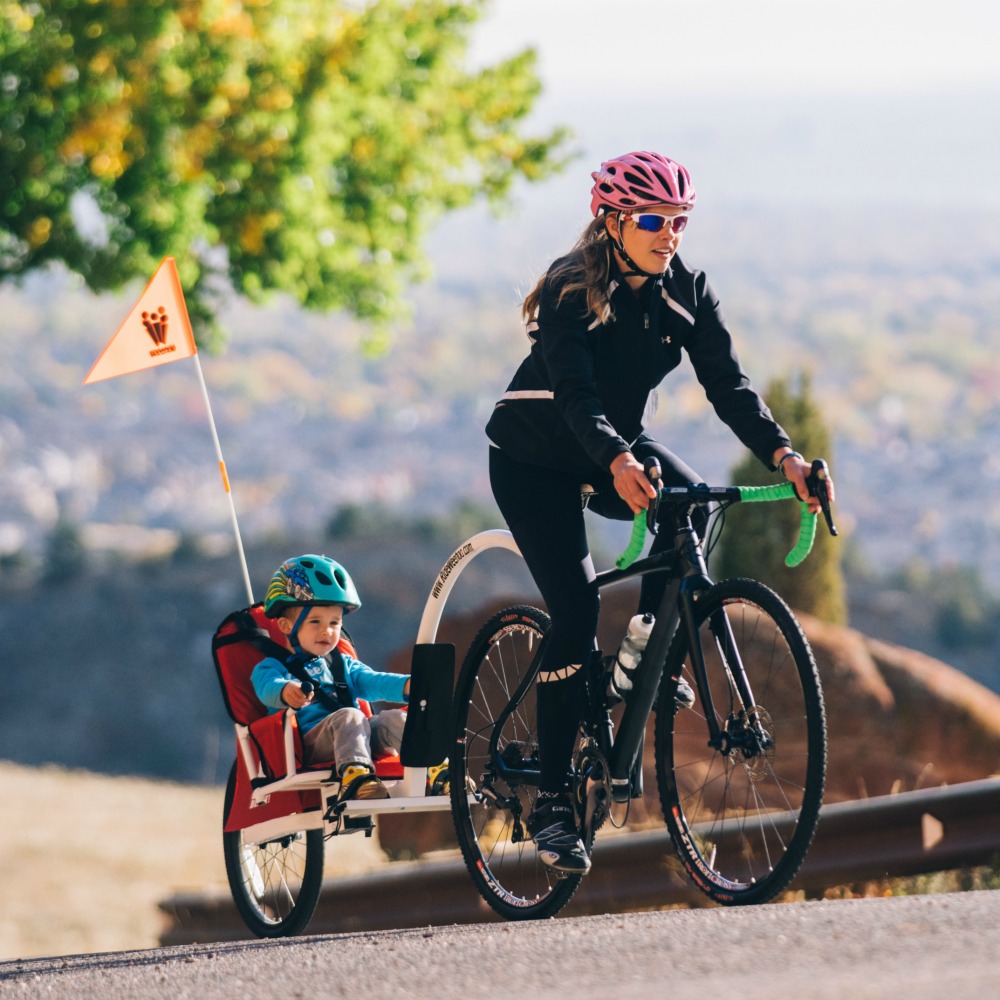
top-left (83, 257), bottom-right (197, 384)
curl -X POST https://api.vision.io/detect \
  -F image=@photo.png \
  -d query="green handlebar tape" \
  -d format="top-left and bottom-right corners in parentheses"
top-left (736, 482), bottom-right (798, 502)
top-left (614, 482), bottom-right (819, 570)
top-left (785, 503), bottom-right (818, 567)
top-left (738, 483), bottom-right (817, 567)
top-left (616, 513), bottom-right (648, 570)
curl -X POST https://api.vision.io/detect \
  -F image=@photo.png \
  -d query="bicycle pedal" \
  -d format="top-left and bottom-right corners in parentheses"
top-left (610, 778), bottom-right (631, 804)
top-left (324, 798), bottom-right (348, 823)
top-left (344, 814), bottom-right (375, 835)
top-left (550, 867), bottom-right (577, 880)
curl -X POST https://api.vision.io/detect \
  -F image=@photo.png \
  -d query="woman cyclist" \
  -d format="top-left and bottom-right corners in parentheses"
top-left (485, 150), bottom-right (832, 875)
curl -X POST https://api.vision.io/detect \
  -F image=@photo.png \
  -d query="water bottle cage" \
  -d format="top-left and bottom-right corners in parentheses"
top-left (608, 654), bottom-right (642, 699)
top-left (615, 661), bottom-right (640, 684)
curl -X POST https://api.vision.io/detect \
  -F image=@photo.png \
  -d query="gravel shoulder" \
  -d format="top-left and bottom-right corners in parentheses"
top-left (0, 762), bottom-right (385, 961)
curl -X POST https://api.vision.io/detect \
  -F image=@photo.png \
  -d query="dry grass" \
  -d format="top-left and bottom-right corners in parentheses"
top-left (0, 761), bottom-right (388, 962)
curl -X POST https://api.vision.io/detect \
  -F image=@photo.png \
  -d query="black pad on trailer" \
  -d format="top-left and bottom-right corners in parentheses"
top-left (400, 642), bottom-right (455, 767)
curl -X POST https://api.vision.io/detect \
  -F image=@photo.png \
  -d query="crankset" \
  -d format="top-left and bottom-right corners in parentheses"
top-left (573, 739), bottom-right (612, 837)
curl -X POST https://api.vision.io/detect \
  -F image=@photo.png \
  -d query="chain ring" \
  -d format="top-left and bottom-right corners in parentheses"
top-left (574, 739), bottom-right (612, 837)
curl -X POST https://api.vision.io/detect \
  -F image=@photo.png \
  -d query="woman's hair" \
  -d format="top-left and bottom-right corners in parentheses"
top-left (522, 217), bottom-right (614, 326)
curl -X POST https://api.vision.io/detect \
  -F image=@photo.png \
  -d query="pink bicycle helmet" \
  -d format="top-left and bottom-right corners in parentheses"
top-left (590, 151), bottom-right (696, 216)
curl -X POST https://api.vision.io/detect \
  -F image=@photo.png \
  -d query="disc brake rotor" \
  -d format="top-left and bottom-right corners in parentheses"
top-left (732, 706), bottom-right (776, 781)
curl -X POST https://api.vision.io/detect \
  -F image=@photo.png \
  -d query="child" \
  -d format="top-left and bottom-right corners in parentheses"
top-left (252, 554), bottom-right (410, 800)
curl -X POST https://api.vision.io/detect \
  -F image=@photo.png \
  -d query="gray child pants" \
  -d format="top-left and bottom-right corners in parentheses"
top-left (302, 706), bottom-right (406, 771)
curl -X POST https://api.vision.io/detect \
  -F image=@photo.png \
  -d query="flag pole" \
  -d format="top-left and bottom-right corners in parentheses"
top-left (83, 256), bottom-right (255, 604)
top-left (191, 353), bottom-right (254, 605)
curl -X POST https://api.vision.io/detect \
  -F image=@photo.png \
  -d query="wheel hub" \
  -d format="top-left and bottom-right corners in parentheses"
top-left (720, 706), bottom-right (776, 781)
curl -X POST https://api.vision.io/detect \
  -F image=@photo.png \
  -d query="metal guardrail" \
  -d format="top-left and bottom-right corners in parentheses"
top-left (160, 777), bottom-right (1000, 944)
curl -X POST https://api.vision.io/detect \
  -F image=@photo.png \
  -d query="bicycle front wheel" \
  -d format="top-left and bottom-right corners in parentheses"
top-left (450, 605), bottom-right (584, 920)
top-left (654, 578), bottom-right (826, 906)
top-left (222, 762), bottom-right (325, 937)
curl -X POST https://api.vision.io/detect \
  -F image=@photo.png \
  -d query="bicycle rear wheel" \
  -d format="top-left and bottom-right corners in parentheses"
top-left (222, 762), bottom-right (325, 937)
top-left (450, 605), bottom-right (584, 920)
top-left (654, 577), bottom-right (826, 905)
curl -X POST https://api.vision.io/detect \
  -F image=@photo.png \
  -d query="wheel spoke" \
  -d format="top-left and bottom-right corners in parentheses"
top-left (656, 579), bottom-right (826, 905)
top-left (451, 606), bottom-right (584, 920)
top-left (224, 765), bottom-right (324, 937)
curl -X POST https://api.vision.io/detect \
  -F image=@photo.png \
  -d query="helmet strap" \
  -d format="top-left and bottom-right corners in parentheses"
top-left (288, 605), bottom-right (311, 656)
top-left (610, 213), bottom-right (666, 281)
top-left (613, 240), bottom-right (664, 281)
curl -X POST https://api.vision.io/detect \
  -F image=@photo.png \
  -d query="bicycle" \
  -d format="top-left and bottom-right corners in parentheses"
top-left (444, 458), bottom-right (837, 920)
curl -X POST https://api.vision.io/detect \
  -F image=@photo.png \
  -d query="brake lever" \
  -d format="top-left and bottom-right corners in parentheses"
top-left (644, 457), bottom-right (662, 535)
top-left (806, 458), bottom-right (838, 537)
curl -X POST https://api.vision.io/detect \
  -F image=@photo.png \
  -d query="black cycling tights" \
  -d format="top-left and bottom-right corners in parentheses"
top-left (489, 443), bottom-right (706, 794)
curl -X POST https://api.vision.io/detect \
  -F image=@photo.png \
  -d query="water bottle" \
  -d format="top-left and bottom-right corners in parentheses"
top-left (607, 613), bottom-right (655, 703)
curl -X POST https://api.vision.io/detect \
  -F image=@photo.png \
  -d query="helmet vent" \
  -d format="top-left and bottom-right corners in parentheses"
top-left (622, 169), bottom-right (652, 191)
top-left (315, 569), bottom-right (334, 586)
top-left (650, 167), bottom-right (673, 197)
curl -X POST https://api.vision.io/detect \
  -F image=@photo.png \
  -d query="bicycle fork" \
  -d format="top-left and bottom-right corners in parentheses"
top-left (683, 587), bottom-right (771, 759)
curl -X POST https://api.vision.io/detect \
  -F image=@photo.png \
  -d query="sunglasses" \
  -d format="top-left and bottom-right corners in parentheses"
top-left (623, 212), bottom-right (689, 234)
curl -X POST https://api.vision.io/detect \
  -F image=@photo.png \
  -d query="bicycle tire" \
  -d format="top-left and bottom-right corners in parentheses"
top-left (222, 762), bottom-right (325, 937)
top-left (450, 605), bottom-right (584, 920)
top-left (654, 577), bottom-right (826, 906)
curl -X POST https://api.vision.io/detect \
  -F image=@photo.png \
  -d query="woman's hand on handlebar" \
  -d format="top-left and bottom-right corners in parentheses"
top-left (611, 451), bottom-right (658, 514)
top-left (774, 449), bottom-right (835, 514)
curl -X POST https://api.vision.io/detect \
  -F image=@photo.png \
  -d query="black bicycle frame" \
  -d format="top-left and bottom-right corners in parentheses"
top-left (490, 503), bottom-right (761, 797)
top-left (603, 510), bottom-right (713, 794)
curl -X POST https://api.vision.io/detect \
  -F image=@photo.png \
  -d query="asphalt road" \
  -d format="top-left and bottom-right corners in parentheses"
top-left (2, 891), bottom-right (998, 999)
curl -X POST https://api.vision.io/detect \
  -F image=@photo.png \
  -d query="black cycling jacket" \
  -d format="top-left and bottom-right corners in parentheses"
top-left (485, 253), bottom-right (791, 478)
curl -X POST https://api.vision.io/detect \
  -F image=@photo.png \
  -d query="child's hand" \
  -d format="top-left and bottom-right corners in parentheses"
top-left (282, 681), bottom-right (314, 709)
top-left (403, 678), bottom-right (410, 697)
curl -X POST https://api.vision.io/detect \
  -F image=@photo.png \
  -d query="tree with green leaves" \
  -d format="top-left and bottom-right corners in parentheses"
top-left (712, 373), bottom-right (847, 624)
top-left (1, 0), bottom-right (569, 345)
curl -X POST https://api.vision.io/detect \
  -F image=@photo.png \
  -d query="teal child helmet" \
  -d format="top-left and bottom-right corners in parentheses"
top-left (263, 554), bottom-right (362, 618)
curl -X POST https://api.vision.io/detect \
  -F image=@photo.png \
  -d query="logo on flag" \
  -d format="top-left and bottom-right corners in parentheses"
top-left (83, 257), bottom-right (197, 384)
top-left (142, 307), bottom-right (172, 350)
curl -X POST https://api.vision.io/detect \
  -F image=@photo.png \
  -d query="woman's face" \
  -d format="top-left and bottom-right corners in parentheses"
top-left (606, 204), bottom-right (689, 275)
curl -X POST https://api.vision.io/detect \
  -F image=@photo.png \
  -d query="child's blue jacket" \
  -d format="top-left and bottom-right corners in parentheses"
top-left (251, 651), bottom-right (408, 735)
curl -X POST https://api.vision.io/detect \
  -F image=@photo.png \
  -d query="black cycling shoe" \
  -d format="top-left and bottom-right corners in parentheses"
top-left (526, 795), bottom-right (592, 876)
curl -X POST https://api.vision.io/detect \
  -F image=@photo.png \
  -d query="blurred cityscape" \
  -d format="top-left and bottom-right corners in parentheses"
top-left (3, 200), bottom-right (1000, 582)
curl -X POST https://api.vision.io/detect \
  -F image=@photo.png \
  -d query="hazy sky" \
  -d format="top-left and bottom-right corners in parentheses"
top-left (463, 0), bottom-right (1000, 209)
top-left (472, 0), bottom-right (1000, 102)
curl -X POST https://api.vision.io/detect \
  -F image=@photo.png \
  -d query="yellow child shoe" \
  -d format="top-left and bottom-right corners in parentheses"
top-left (339, 762), bottom-right (389, 800)
top-left (426, 760), bottom-right (450, 796)
top-left (425, 760), bottom-right (476, 796)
